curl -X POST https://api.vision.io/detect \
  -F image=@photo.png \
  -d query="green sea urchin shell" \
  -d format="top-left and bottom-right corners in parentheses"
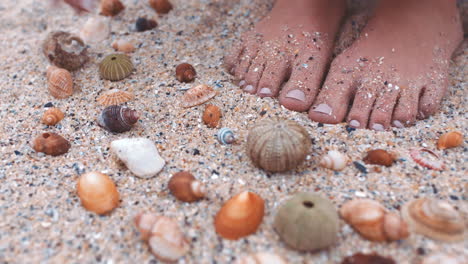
top-left (99, 54), bottom-right (133, 81)
top-left (274, 192), bottom-right (339, 251)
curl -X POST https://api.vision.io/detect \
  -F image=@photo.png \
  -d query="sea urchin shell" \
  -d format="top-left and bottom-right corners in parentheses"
top-left (99, 53), bottom-right (134, 81)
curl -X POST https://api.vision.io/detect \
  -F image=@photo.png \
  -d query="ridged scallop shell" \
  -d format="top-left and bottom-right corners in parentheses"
top-left (47, 66), bottom-right (73, 99)
top-left (100, 0), bottom-right (125, 16)
top-left (320, 150), bottom-right (348, 171)
top-left (97, 105), bottom-right (139, 133)
top-left (97, 89), bottom-right (134, 106)
top-left (79, 17), bottom-right (110, 44)
top-left (180, 84), bottom-right (217, 108)
top-left (112, 39), bottom-right (135, 53)
top-left (235, 253), bottom-right (288, 264)
top-left (217, 128), bottom-right (235, 144)
top-left (168, 171), bottom-right (205, 202)
top-left (410, 148), bottom-right (444, 170)
top-left (99, 53), bottom-right (134, 81)
top-left (247, 118), bottom-right (311, 172)
top-left (437, 131), bottom-right (463, 150)
top-left (43, 31), bottom-right (88, 71)
top-left (33, 132), bottom-right (71, 156)
top-left (41, 107), bottom-right (64, 125)
top-left (401, 198), bottom-right (464, 242)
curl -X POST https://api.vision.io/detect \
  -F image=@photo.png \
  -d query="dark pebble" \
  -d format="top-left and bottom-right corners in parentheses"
top-left (259, 110), bottom-right (267, 116)
top-left (14, 150), bottom-right (22, 155)
top-left (345, 125), bottom-right (356, 133)
top-left (449, 195), bottom-right (459, 200)
top-left (353, 161), bottom-right (367, 174)
top-left (416, 247), bottom-right (426, 255)
top-left (317, 123), bottom-right (324, 127)
top-left (193, 148), bottom-right (200, 155)
top-left (135, 17), bottom-right (158, 32)
top-left (44, 102), bottom-right (53, 108)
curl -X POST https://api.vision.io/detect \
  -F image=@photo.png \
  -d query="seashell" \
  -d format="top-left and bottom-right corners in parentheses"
top-left (410, 148), bottom-right (444, 170)
top-left (437, 131), bottom-right (463, 150)
top-left (135, 17), bottom-right (158, 32)
top-left (341, 253), bottom-right (396, 264)
top-left (340, 199), bottom-right (409, 242)
top-left (319, 150), bottom-right (348, 171)
top-left (202, 104), bottom-right (222, 128)
top-left (41, 107), bottom-right (64, 126)
top-left (401, 198), bottom-right (464, 242)
top-left (97, 105), bottom-right (139, 133)
top-left (235, 253), bottom-right (288, 264)
top-left (217, 128), bottom-right (236, 144)
top-left (77, 172), bottom-right (119, 215)
top-left (274, 192), bottom-right (339, 251)
top-left (134, 213), bottom-right (189, 262)
top-left (175, 63), bottom-right (196, 83)
top-left (43, 31), bottom-right (88, 71)
top-left (215, 191), bottom-right (265, 240)
top-left (168, 171), bottom-right (205, 202)
top-left (422, 253), bottom-right (466, 264)
top-left (99, 53), bottom-right (134, 81)
top-left (33, 132), bottom-right (71, 156)
top-left (97, 89), bottom-right (134, 106)
top-left (110, 138), bottom-right (165, 178)
top-left (149, 0), bottom-right (173, 14)
top-left (61, 0), bottom-right (97, 13)
top-left (100, 0), bottom-right (125, 16)
top-left (180, 84), bottom-right (217, 108)
top-left (47, 66), bottom-right (73, 99)
top-left (247, 117), bottom-right (311, 172)
top-left (79, 17), bottom-right (110, 44)
top-left (111, 39), bottom-right (135, 53)
top-left (363, 149), bottom-right (395, 166)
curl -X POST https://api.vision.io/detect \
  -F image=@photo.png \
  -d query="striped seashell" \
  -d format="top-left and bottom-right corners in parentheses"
top-left (410, 148), bottom-right (444, 170)
top-left (41, 108), bottom-right (65, 126)
top-left (47, 66), bottom-right (73, 99)
top-left (180, 84), bottom-right (216, 108)
top-left (99, 53), bottom-right (133, 81)
top-left (97, 89), bottom-right (134, 106)
top-left (320, 150), bottom-right (348, 171)
top-left (217, 128), bottom-right (235, 144)
top-left (97, 105), bottom-right (139, 133)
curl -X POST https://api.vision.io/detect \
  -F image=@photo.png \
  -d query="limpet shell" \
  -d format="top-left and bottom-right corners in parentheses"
top-left (33, 132), bottom-right (71, 156)
top-left (320, 150), bottom-right (348, 171)
top-left (47, 66), bottom-right (73, 99)
top-left (41, 107), bottom-right (64, 126)
top-left (77, 172), bottom-right (119, 215)
top-left (100, 0), bottom-right (125, 16)
top-left (97, 105), bottom-right (139, 133)
top-left (235, 253), bottom-right (288, 264)
top-left (79, 17), bottom-right (110, 44)
top-left (437, 131), bottom-right (463, 150)
top-left (180, 84), bottom-right (217, 108)
top-left (99, 53), bottom-right (134, 81)
top-left (217, 128), bottom-right (236, 144)
top-left (43, 31), bottom-right (88, 71)
top-left (401, 198), bottom-right (465, 242)
top-left (363, 149), bottom-right (395, 166)
top-left (410, 148), bottom-right (444, 170)
top-left (97, 89), bottom-right (134, 106)
top-left (202, 104), bottom-right (221, 128)
top-left (247, 118), bottom-right (311, 172)
top-left (168, 171), bottom-right (205, 202)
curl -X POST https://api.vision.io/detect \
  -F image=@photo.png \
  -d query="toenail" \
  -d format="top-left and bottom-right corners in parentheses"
top-left (239, 80), bottom-right (246, 87)
top-left (372, 123), bottom-right (385, 131)
top-left (312, 104), bottom-right (332, 115)
top-left (244, 85), bottom-right (254, 93)
top-left (393, 120), bottom-right (404, 128)
top-left (259, 88), bottom-right (272, 96)
top-left (285, 89), bottom-right (306, 102)
top-left (349, 120), bottom-right (360, 128)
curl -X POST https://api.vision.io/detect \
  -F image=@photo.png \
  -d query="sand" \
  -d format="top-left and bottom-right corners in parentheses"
top-left (0, 0), bottom-right (466, 263)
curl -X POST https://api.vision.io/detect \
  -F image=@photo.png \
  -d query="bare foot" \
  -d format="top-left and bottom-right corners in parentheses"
top-left (224, 0), bottom-right (346, 112)
top-left (308, 0), bottom-right (463, 130)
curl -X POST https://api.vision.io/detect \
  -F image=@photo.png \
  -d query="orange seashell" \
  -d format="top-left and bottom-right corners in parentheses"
top-left (41, 108), bottom-right (64, 126)
top-left (97, 89), bottom-right (134, 106)
top-left (111, 39), bottom-right (135, 53)
top-left (410, 148), bottom-right (444, 170)
top-left (202, 104), bottom-right (222, 128)
top-left (363, 149), bottom-right (395, 167)
top-left (168, 171), bottom-right (205, 202)
top-left (175, 63), bottom-right (196, 83)
top-left (437, 131), bottom-right (463, 150)
top-left (181, 84), bottom-right (216, 108)
top-left (215, 191), bottom-right (265, 240)
top-left (77, 172), bottom-right (119, 215)
top-left (100, 0), bottom-right (125, 16)
top-left (33, 132), bottom-right (71, 156)
top-left (149, 0), bottom-right (173, 14)
top-left (47, 66), bottom-right (73, 99)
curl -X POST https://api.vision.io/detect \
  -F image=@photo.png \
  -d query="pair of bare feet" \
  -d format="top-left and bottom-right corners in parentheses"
top-left (224, 0), bottom-right (463, 130)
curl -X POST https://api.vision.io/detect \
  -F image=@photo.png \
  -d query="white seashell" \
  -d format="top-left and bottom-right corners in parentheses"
top-left (112, 39), bottom-right (135, 53)
top-left (422, 253), bottom-right (466, 264)
top-left (110, 138), bottom-right (165, 178)
top-left (235, 252), bottom-right (288, 264)
top-left (320, 150), bottom-right (348, 171)
top-left (80, 17), bottom-right (110, 44)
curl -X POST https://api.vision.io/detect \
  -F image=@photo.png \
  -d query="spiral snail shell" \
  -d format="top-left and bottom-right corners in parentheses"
top-left (99, 53), bottom-right (134, 81)
top-left (168, 171), bottom-right (205, 202)
top-left (42, 31), bottom-right (88, 71)
top-left (320, 150), bottom-right (348, 171)
top-left (175, 63), bottom-right (196, 83)
top-left (41, 107), bottom-right (64, 126)
top-left (217, 128), bottom-right (236, 144)
top-left (47, 66), bottom-right (73, 99)
top-left (97, 105), bottom-right (139, 133)
top-left (246, 118), bottom-right (311, 172)
top-left (33, 132), bottom-right (71, 156)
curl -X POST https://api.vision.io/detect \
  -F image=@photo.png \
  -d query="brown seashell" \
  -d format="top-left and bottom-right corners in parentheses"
top-left (168, 171), bottom-right (205, 202)
top-left (180, 84), bottom-right (217, 108)
top-left (340, 199), bottom-right (409, 242)
top-left (97, 105), bottom-right (139, 133)
top-left (47, 66), bottom-right (73, 99)
top-left (97, 89), bottom-right (134, 106)
top-left (401, 198), bottom-right (465, 242)
top-left (363, 149), bottom-right (395, 167)
top-left (202, 104), bottom-right (222, 128)
top-left (111, 39), bottom-right (135, 53)
top-left (235, 253), bottom-right (288, 264)
top-left (41, 108), bottom-right (64, 126)
top-left (42, 31), bottom-right (88, 71)
top-left (77, 172), bottom-right (119, 215)
top-left (33, 132), bottom-right (71, 156)
top-left (134, 213), bottom-right (189, 262)
top-left (135, 17), bottom-right (158, 32)
top-left (175, 63), bottom-right (196, 83)
top-left (341, 253), bottom-right (396, 264)
top-left (149, 0), bottom-right (173, 14)
top-left (410, 148), bottom-right (444, 170)
top-left (437, 131), bottom-right (463, 150)
top-left (100, 0), bottom-right (125, 16)
top-left (247, 117), bottom-right (311, 172)
top-left (215, 191), bottom-right (265, 240)
top-left (422, 253), bottom-right (466, 264)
